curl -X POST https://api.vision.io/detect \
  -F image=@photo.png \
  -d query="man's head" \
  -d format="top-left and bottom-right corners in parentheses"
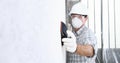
top-left (69, 2), bottom-right (88, 31)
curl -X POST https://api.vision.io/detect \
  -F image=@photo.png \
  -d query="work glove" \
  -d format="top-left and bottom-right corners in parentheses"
top-left (62, 30), bottom-right (77, 53)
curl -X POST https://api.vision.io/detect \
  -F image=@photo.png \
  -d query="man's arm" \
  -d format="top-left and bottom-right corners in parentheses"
top-left (75, 44), bottom-right (94, 57)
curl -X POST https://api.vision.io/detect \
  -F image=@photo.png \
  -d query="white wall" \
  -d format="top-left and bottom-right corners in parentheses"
top-left (88, 0), bottom-right (120, 48)
top-left (115, 0), bottom-right (120, 48)
top-left (0, 0), bottom-right (65, 63)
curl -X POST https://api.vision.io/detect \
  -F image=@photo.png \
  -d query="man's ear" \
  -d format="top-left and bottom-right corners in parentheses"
top-left (82, 16), bottom-right (88, 23)
top-left (84, 16), bottom-right (88, 22)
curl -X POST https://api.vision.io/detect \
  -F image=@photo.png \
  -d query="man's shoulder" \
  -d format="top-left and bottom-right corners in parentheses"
top-left (84, 27), bottom-right (95, 37)
top-left (83, 26), bottom-right (93, 33)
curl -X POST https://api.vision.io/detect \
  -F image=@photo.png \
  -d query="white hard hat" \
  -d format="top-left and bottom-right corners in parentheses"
top-left (69, 2), bottom-right (88, 16)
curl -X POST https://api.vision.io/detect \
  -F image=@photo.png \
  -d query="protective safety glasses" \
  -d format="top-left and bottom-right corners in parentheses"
top-left (71, 14), bottom-right (87, 19)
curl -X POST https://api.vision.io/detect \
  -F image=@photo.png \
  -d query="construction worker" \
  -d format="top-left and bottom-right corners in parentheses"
top-left (62, 2), bottom-right (98, 63)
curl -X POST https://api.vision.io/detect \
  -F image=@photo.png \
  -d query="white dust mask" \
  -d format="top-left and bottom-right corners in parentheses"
top-left (72, 17), bottom-right (83, 28)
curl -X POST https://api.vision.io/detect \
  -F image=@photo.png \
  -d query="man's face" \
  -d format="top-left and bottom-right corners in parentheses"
top-left (71, 14), bottom-right (87, 24)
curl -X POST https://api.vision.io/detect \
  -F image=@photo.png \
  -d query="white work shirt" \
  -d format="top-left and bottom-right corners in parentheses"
top-left (66, 25), bottom-right (98, 63)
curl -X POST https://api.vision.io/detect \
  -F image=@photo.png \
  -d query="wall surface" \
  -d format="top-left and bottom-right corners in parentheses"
top-left (0, 0), bottom-right (65, 63)
top-left (88, 0), bottom-right (120, 48)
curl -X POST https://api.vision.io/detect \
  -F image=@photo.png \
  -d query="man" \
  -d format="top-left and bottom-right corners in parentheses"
top-left (62, 2), bottom-right (98, 63)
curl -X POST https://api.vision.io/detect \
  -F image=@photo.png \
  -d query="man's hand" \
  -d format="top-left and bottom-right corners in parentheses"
top-left (62, 30), bottom-right (77, 53)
